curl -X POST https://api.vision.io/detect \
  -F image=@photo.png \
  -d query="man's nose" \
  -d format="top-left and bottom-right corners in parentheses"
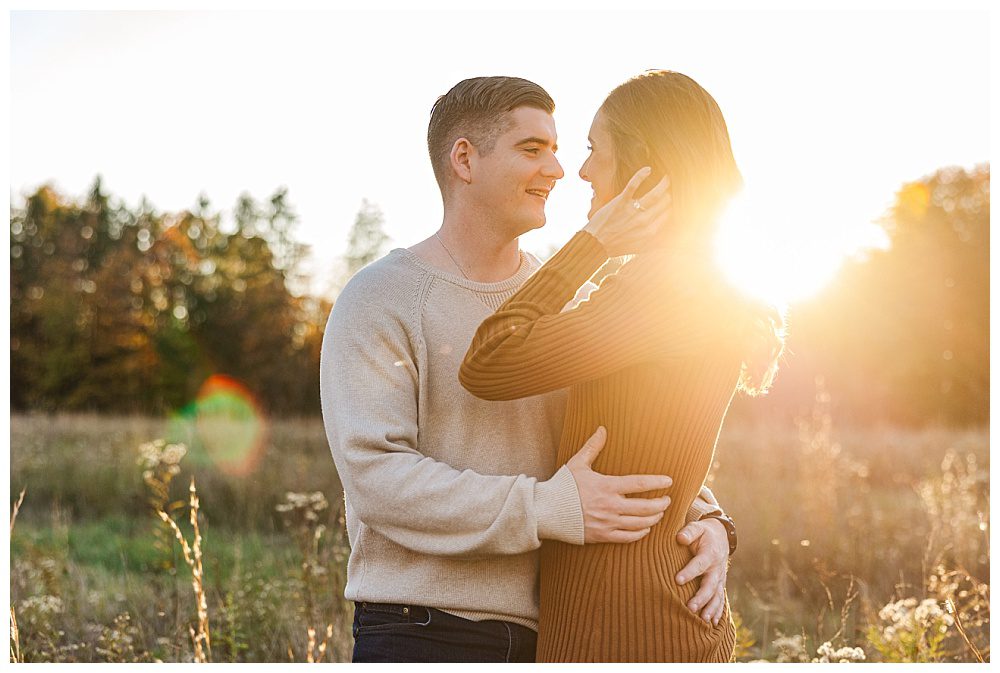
top-left (544, 153), bottom-right (565, 180)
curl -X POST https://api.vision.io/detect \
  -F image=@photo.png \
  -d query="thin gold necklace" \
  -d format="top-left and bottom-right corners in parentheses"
top-left (435, 232), bottom-right (471, 280)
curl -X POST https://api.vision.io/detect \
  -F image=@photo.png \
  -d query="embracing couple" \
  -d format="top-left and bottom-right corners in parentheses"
top-left (320, 72), bottom-right (784, 663)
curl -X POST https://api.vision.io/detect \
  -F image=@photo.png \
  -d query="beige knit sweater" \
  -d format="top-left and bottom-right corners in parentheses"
top-left (320, 245), bottom-right (721, 631)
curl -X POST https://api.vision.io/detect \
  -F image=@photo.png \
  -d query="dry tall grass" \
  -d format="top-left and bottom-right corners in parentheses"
top-left (157, 478), bottom-right (211, 662)
top-left (9, 409), bottom-right (990, 662)
top-left (10, 490), bottom-right (26, 664)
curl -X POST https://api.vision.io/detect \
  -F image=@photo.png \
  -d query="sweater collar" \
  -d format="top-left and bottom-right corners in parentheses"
top-left (391, 247), bottom-right (538, 294)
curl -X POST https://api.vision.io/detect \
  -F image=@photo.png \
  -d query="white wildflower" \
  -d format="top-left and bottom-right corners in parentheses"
top-left (772, 633), bottom-right (809, 663)
top-left (812, 641), bottom-right (866, 663)
top-left (20, 594), bottom-right (65, 615)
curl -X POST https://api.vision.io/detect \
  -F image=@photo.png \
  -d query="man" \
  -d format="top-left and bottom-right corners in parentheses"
top-left (320, 76), bottom-right (735, 663)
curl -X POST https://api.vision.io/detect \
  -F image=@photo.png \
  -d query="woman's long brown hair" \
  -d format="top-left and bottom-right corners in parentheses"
top-left (600, 70), bottom-right (784, 395)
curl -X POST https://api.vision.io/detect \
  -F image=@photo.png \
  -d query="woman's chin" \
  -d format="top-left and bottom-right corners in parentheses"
top-left (588, 196), bottom-right (611, 220)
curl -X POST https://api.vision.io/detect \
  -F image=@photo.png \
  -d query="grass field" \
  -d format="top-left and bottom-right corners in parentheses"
top-left (9, 407), bottom-right (990, 662)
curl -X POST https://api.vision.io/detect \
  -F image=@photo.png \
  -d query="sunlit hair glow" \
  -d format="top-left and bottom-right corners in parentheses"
top-left (601, 70), bottom-right (742, 242)
top-left (600, 70), bottom-right (784, 395)
top-left (427, 76), bottom-right (555, 196)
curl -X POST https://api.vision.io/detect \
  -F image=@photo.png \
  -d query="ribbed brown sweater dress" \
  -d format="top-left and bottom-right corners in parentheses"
top-left (460, 231), bottom-right (746, 662)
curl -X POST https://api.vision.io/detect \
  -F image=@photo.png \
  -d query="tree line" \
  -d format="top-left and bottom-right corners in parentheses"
top-left (10, 179), bottom-right (335, 415)
top-left (9, 164), bottom-right (989, 425)
top-left (733, 163), bottom-right (989, 427)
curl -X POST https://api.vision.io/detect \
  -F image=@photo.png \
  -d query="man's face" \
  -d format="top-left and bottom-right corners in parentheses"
top-left (469, 106), bottom-right (564, 235)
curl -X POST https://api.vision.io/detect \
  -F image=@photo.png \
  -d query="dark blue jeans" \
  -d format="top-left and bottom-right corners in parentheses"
top-left (351, 601), bottom-right (537, 663)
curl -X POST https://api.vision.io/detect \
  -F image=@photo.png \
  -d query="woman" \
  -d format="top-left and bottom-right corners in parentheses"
top-left (459, 71), bottom-right (783, 662)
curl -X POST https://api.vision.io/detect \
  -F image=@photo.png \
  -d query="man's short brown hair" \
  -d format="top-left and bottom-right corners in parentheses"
top-left (427, 76), bottom-right (555, 194)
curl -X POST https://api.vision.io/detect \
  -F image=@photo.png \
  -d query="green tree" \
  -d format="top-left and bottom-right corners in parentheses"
top-left (343, 199), bottom-right (389, 278)
top-left (10, 180), bottom-right (328, 416)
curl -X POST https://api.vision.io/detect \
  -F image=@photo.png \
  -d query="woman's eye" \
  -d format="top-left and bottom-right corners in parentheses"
top-left (586, 145), bottom-right (593, 152)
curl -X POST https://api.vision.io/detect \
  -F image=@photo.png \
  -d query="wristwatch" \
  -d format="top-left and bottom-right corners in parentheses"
top-left (701, 512), bottom-right (738, 555)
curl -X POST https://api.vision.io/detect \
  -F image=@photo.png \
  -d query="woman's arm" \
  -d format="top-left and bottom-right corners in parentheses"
top-left (459, 230), bottom-right (718, 400)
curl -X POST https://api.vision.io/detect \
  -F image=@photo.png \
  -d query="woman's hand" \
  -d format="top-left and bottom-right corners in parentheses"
top-left (582, 167), bottom-right (671, 257)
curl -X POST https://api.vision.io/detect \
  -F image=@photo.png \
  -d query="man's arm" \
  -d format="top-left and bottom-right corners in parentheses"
top-left (321, 285), bottom-right (580, 557)
top-left (688, 484), bottom-right (722, 521)
top-left (321, 278), bottom-right (673, 557)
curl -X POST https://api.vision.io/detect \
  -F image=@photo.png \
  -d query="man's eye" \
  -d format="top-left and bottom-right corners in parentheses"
top-left (524, 148), bottom-right (539, 155)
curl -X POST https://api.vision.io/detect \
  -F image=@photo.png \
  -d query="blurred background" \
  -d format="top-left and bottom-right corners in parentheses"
top-left (8, 7), bottom-right (990, 663)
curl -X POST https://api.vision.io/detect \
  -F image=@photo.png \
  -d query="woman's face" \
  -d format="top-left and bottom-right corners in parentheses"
top-left (579, 109), bottom-right (617, 219)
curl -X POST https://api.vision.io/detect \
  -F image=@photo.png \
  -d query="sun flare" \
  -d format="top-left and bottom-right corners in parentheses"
top-left (713, 191), bottom-right (888, 308)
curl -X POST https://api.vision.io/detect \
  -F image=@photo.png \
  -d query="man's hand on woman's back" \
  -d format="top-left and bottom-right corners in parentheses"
top-left (566, 426), bottom-right (673, 544)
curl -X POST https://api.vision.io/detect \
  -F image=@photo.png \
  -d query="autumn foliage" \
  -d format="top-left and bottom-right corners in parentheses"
top-left (10, 164), bottom-right (989, 426)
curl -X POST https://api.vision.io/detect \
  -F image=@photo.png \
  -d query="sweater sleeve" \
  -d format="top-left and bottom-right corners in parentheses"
top-left (320, 274), bottom-right (585, 559)
top-left (689, 484), bottom-right (724, 522)
top-left (459, 231), bottom-right (717, 401)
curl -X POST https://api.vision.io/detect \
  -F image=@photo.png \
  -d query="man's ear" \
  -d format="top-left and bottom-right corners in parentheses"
top-left (449, 138), bottom-right (474, 184)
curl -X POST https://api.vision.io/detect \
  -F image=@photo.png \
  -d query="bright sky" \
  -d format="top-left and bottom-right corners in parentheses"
top-left (9, 7), bottom-right (990, 304)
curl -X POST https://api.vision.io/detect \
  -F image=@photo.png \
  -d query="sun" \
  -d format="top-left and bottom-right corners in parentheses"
top-left (713, 191), bottom-right (887, 308)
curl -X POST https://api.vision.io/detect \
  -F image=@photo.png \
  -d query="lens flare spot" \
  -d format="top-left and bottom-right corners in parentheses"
top-left (899, 182), bottom-right (930, 218)
top-left (169, 374), bottom-right (268, 476)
